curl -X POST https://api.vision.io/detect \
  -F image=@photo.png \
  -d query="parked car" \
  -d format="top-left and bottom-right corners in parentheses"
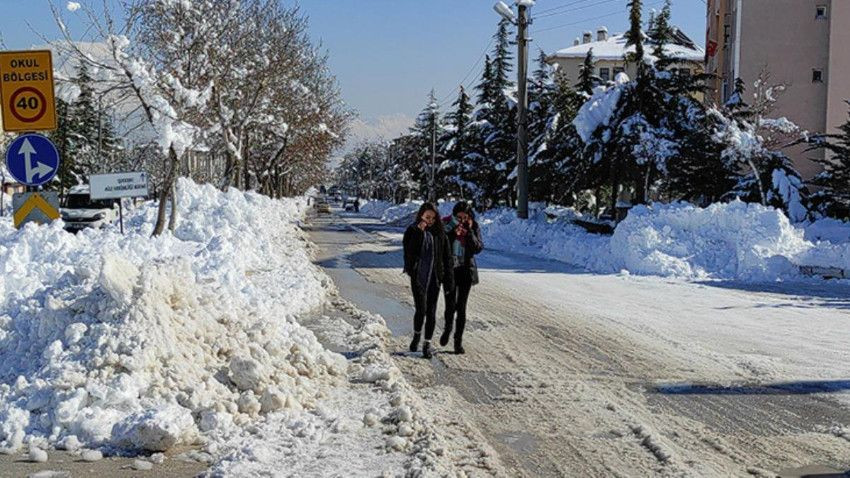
top-left (61, 186), bottom-right (119, 232)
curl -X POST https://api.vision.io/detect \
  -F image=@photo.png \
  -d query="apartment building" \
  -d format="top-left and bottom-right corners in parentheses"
top-left (706, 0), bottom-right (850, 179)
top-left (547, 26), bottom-right (704, 89)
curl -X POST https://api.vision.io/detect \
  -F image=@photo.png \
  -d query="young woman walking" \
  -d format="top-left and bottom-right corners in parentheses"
top-left (440, 201), bottom-right (483, 354)
top-left (403, 203), bottom-right (454, 359)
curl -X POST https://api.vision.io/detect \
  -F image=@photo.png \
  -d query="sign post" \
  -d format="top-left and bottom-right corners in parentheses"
top-left (89, 172), bottom-right (149, 234)
top-left (0, 50), bottom-right (57, 132)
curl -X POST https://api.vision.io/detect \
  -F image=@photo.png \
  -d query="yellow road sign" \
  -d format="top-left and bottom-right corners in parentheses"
top-left (12, 192), bottom-right (60, 229)
top-left (0, 50), bottom-right (57, 132)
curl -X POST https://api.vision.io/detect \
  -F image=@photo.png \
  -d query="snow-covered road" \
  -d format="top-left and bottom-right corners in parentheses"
top-left (308, 211), bottom-right (850, 477)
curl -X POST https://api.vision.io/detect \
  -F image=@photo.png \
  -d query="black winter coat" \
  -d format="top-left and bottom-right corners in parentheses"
top-left (445, 219), bottom-right (484, 285)
top-left (403, 223), bottom-right (454, 290)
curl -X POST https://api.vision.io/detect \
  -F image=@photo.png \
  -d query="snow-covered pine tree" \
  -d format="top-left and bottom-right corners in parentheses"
top-left (576, 49), bottom-right (600, 96)
top-left (472, 19), bottom-right (517, 208)
top-left (409, 90), bottom-right (444, 201)
top-left (441, 86), bottom-right (475, 199)
top-left (806, 102), bottom-right (850, 218)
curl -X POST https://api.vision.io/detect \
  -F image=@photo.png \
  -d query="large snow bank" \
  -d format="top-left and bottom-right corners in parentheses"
top-left (361, 200), bottom-right (455, 225)
top-left (610, 202), bottom-right (810, 280)
top-left (443, 200), bottom-right (849, 282)
top-left (0, 179), bottom-right (345, 453)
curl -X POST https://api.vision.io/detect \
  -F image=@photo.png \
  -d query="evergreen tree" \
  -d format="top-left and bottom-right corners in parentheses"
top-left (409, 90), bottom-right (444, 201)
top-left (624, 0), bottom-right (645, 77)
top-left (806, 102), bottom-right (850, 218)
top-left (49, 99), bottom-right (79, 192)
top-left (647, 0), bottom-right (673, 68)
top-left (576, 49), bottom-right (600, 96)
top-left (471, 18), bottom-right (517, 207)
top-left (441, 86), bottom-right (475, 199)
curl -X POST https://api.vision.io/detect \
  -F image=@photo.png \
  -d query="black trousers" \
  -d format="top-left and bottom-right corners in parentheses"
top-left (411, 273), bottom-right (440, 340)
top-left (444, 266), bottom-right (473, 344)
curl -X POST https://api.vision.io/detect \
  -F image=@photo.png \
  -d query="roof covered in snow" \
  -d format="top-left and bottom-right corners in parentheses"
top-left (549, 28), bottom-right (704, 63)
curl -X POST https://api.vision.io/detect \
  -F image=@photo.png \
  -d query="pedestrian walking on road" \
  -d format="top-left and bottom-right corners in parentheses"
top-left (403, 203), bottom-right (454, 359)
top-left (440, 202), bottom-right (483, 354)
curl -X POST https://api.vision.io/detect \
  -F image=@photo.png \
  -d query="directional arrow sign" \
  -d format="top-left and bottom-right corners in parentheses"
top-left (5, 133), bottom-right (60, 187)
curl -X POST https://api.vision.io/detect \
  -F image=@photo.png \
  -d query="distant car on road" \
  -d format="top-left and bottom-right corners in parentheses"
top-left (61, 185), bottom-right (119, 232)
top-left (315, 197), bottom-right (331, 214)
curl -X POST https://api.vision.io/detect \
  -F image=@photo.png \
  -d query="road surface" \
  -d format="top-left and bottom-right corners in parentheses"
top-left (307, 210), bottom-right (850, 477)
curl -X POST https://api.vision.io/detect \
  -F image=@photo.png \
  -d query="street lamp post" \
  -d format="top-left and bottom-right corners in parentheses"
top-left (494, 1), bottom-right (533, 219)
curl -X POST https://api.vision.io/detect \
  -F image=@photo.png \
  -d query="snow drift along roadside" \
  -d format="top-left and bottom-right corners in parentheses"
top-left (372, 199), bottom-right (849, 282)
top-left (0, 179), bottom-right (345, 453)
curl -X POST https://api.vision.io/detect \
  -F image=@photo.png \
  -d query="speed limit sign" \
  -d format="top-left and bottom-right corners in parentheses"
top-left (0, 50), bottom-right (57, 132)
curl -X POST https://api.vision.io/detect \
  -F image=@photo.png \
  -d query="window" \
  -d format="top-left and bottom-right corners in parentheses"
top-left (599, 67), bottom-right (610, 82)
top-left (812, 69), bottom-right (824, 83)
top-left (816, 5), bottom-right (827, 19)
top-left (613, 66), bottom-right (625, 78)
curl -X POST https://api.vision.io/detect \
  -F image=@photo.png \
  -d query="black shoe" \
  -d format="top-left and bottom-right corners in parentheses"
top-left (422, 341), bottom-right (434, 359)
top-left (454, 341), bottom-right (465, 355)
top-left (439, 329), bottom-right (451, 347)
top-left (409, 333), bottom-right (420, 353)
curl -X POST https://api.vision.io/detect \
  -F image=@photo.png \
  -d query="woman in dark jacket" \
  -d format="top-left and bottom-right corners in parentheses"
top-left (403, 203), bottom-right (454, 359)
top-left (440, 201), bottom-right (483, 354)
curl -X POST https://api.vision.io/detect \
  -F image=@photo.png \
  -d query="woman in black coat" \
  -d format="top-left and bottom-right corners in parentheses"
top-left (440, 201), bottom-right (483, 354)
top-left (403, 202), bottom-right (454, 359)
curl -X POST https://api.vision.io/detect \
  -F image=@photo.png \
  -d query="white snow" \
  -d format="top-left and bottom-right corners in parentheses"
top-left (550, 32), bottom-right (704, 62)
top-left (0, 179), bottom-right (344, 453)
top-left (368, 200), bottom-right (850, 282)
top-left (573, 74), bottom-right (628, 143)
top-left (66, 2), bottom-right (81, 12)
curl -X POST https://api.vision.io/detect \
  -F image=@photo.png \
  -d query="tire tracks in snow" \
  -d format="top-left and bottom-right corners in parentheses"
top-left (313, 213), bottom-right (850, 477)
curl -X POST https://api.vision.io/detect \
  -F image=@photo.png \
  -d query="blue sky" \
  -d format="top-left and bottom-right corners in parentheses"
top-left (0, 0), bottom-right (706, 139)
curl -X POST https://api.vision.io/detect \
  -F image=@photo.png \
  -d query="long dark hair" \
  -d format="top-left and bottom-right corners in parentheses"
top-left (415, 202), bottom-right (447, 240)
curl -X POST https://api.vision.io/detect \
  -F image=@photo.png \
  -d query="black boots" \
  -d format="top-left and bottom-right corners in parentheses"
top-left (409, 333), bottom-right (420, 353)
top-left (422, 341), bottom-right (434, 359)
top-left (439, 329), bottom-right (451, 347)
top-left (454, 339), bottom-right (465, 355)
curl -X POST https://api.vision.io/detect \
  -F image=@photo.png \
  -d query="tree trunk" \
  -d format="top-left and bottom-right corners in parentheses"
top-left (168, 181), bottom-right (178, 233)
top-left (152, 147), bottom-right (179, 236)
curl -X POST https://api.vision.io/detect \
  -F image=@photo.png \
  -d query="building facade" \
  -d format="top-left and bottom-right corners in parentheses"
top-left (706, 0), bottom-right (850, 180)
top-left (546, 26), bottom-right (705, 95)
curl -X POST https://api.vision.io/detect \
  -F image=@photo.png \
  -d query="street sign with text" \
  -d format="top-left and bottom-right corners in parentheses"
top-left (0, 50), bottom-right (57, 132)
top-left (90, 172), bottom-right (149, 200)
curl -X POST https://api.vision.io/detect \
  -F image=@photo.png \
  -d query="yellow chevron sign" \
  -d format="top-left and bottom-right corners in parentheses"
top-left (12, 192), bottom-right (59, 229)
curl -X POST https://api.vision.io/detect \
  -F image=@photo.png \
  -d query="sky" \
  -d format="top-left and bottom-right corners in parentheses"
top-left (0, 0), bottom-right (707, 146)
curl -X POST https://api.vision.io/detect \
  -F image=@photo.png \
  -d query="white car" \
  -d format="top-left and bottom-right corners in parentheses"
top-left (61, 186), bottom-right (119, 232)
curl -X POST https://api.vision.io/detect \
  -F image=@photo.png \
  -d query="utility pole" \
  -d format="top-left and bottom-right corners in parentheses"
top-left (429, 109), bottom-right (436, 203)
top-left (515, 2), bottom-right (530, 219)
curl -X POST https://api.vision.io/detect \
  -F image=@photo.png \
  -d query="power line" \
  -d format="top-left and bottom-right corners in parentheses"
top-left (535, 0), bottom-right (609, 16)
top-left (437, 38), bottom-right (494, 107)
top-left (535, 0), bottom-right (625, 19)
top-left (534, 1), bottom-right (664, 33)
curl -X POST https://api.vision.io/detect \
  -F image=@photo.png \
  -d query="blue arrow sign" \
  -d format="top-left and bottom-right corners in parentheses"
top-left (5, 134), bottom-right (60, 187)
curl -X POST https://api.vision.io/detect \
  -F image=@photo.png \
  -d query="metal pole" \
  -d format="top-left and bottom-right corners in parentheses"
top-left (430, 113), bottom-right (436, 203)
top-left (516, 3), bottom-right (530, 219)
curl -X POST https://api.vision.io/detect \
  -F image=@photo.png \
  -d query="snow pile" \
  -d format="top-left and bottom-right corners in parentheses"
top-left (357, 200), bottom-right (393, 218)
top-left (478, 208), bottom-right (614, 272)
top-left (610, 202), bottom-right (810, 280)
top-left (0, 179), bottom-right (345, 454)
top-left (362, 200), bottom-right (455, 225)
top-left (803, 218), bottom-right (850, 244)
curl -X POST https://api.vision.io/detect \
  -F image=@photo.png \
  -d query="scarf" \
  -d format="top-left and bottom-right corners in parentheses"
top-left (446, 216), bottom-right (467, 264)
